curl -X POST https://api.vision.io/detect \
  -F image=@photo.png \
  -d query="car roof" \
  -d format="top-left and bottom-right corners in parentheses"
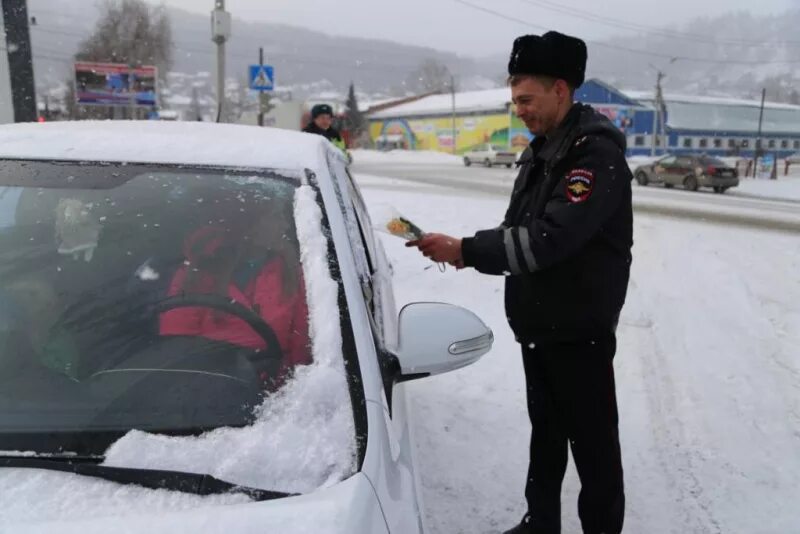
top-left (0, 121), bottom-right (338, 174)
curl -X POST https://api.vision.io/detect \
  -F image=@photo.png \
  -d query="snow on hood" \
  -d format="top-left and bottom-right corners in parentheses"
top-left (100, 186), bottom-right (356, 495)
top-left (0, 472), bottom-right (387, 534)
top-left (0, 121), bottom-right (338, 175)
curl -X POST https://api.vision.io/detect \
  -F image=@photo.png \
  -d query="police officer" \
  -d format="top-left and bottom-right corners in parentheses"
top-left (407, 31), bottom-right (632, 534)
top-left (302, 103), bottom-right (347, 152)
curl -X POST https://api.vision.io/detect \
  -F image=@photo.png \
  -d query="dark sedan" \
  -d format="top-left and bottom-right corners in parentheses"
top-left (633, 154), bottom-right (739, 194)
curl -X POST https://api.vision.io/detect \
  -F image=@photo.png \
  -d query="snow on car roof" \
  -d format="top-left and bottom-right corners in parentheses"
top-left (0, 121), bottom-right (336, 173)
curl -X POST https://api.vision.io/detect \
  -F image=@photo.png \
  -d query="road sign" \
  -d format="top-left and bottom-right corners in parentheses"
top-left (249, 65), bottom-right (274, 91)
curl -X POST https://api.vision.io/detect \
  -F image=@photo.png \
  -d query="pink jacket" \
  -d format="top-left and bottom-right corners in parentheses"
top-left (159, 227), bottom-right (312, 370)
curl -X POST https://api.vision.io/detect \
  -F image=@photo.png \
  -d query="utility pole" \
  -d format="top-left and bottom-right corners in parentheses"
top-left (659, 91), bottom-right (667, 155)
top-left (211, 0), bottom-right (231, 123)
top-left (1, 0), bottom-right (37, 123)
top-left (753, 87), bottom-right (766, 178)
top-left (128, 63), bottom-right (136, 120)
top-left (450, 75), bottom-right (456, 155)
top-left (258, 47), bottom-right (264, 126)
top-left (256, 47), bottom-right (274, 126)
top-left (651, 70), bottom-right (665, 156)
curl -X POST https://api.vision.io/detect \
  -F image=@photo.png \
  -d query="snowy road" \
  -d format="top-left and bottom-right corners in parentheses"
top-left (352, 161), bottom-right (800, 233)
top-left (357, 173), bottom-right (800, 534)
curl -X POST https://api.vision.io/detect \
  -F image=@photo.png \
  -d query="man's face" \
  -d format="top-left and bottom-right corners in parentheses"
top-left (314, 113), bottom-right (333, 130)
top-left (511, 77), bottom-right (563, 137)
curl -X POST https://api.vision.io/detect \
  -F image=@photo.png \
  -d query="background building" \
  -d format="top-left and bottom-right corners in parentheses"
top-left (367, 79), bottom-right (800, 158)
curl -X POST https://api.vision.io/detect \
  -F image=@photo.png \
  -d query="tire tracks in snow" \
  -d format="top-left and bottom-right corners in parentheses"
top-left (622, 237), bottom-right (724, 534)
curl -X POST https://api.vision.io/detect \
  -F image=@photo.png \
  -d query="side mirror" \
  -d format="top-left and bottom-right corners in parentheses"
top-left (393, 302), bottom-right (493, 381)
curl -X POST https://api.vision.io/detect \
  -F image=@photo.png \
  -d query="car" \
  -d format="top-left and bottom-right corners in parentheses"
top-left (787, 152), bottom-right (800, 164)
top-left (632, 154), bottom-right (739, 193)
top-left (0, 121), bottom-right (494, 534)
top-left (462, 143), bottom-right (517, 168)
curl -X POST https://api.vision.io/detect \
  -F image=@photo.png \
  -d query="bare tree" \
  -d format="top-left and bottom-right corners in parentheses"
top-left (71, 0), bottom-right (173, 119)
top-left (406, 58), bottom-right (453, 94)
top-left (227, 78), bottom-right (257, 123)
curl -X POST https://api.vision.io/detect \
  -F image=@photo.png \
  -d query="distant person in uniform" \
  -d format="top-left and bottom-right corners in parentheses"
top-left (303, 104), bottom-right (346, 152)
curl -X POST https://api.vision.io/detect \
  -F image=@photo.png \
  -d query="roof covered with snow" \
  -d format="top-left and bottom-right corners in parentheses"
top-left (624, 90), bottom-right (800, 111)
top-left (0, 121), bottom-right (336, 172)
top-left (369, 88), bottom-right (511, 119)
top-left (624, 90), bottom-right (800, 134)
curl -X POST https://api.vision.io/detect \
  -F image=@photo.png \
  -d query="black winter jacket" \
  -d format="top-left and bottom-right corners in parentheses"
top-left (461, 103), bottom-right (633, 345)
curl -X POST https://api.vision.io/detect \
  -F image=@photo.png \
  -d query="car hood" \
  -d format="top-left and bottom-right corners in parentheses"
top-left (1, 471), bottom-right (389, 534)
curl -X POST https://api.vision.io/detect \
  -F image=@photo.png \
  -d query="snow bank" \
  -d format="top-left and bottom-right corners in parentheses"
top-left (735, 175), bottom-right (800, 201)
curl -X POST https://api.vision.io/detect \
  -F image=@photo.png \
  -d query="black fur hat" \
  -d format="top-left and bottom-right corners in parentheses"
top-left (508, 31), bottom-right (587, 88)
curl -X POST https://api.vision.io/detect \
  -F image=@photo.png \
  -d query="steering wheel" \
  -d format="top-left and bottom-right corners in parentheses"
top-left (151, 293), bottom-right (283, 368)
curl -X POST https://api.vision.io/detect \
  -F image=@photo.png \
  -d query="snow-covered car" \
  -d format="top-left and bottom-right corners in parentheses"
top-left (633, 153), bottom-right (739, 193)
top-left (462, 143), bottom-right (517, 168)
top-left (0, 122), bottom-right (493, 534)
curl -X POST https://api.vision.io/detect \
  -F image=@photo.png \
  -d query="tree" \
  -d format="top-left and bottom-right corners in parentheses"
top-left (406, 58), bottom-right (453, 94)
top-left (344, 82), bottom-right (367, 146)
top-left (71, 0), bottom-right (173, 119)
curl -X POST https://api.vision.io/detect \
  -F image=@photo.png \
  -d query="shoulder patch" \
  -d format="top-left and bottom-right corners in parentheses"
top-left (565, 169), bottom-right (594, 203)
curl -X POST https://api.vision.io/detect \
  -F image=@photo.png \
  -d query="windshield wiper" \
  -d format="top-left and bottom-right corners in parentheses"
top-left (0, 455), bottom-right (294, 501)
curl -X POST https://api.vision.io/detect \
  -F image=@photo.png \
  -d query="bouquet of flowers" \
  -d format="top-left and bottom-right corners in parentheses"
top-left (373, 205), bottom-right (425, 241)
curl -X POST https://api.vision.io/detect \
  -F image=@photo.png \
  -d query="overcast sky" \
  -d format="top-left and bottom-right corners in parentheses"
top-left (153, 0), bottom-right (799, 57)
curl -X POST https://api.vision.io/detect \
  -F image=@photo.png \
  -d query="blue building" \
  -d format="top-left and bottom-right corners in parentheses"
top-left (577, 79), bottom-right (800, 158)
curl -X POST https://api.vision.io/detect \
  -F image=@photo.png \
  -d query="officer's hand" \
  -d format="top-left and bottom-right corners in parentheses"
top-left (406, 233), bottom-right (463, 264)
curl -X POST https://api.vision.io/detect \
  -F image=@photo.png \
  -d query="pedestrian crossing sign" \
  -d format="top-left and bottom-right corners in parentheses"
top-left (249, 65), bottom-right (274, 91)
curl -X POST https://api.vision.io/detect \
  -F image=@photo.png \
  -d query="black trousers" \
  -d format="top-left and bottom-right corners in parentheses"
top-left (521, 335), bottom-right (625, 534)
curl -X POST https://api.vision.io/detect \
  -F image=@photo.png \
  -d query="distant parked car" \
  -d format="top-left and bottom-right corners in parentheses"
top-left (463, 144), bottom-right (516, 168)
top-left (787, 152), bottom-right (800, 164)
top-left (633, 154), bottom-right (739, 194)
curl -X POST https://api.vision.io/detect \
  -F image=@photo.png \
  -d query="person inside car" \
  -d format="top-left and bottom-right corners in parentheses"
top-left (159, 204), bottom-right (312, 381)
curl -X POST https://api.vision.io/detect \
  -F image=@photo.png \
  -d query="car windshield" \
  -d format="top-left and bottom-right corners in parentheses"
top-left (0, 160), bottom-right (356, 493)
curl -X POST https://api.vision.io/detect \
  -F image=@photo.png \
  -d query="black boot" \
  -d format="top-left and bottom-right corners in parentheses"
top-left (502, 514), bottom-right (534, 534)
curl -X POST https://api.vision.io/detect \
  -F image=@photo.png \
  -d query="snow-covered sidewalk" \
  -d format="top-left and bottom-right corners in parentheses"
top-left (359, 174), bottom-right (800, 534)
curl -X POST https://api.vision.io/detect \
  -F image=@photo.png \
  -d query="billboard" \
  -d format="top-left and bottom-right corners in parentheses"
top-left (74, 62), bottom-right (157, 107)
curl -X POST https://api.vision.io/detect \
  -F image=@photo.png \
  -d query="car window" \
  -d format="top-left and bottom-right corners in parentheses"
top-left (700, 156), bottom-right (728, 166)
top-left (658, 156), bottom-right (677, 165)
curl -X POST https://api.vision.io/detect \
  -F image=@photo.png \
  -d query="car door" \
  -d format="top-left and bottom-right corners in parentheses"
top-left (675, 156), bottom-right (698, 185)
top-left (327, 154), bottom-right (424, 534)
top-left (664, 156), bottom-right (690, 185)
top-left (653, 155), bottom-right (677, 183)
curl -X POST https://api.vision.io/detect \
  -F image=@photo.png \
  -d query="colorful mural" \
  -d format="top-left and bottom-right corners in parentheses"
top-left (370, 112), bottom-right (533, 154)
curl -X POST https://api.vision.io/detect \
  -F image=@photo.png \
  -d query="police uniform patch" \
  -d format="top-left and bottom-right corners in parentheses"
top-left (565, 169), bottom-right (594, 203)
